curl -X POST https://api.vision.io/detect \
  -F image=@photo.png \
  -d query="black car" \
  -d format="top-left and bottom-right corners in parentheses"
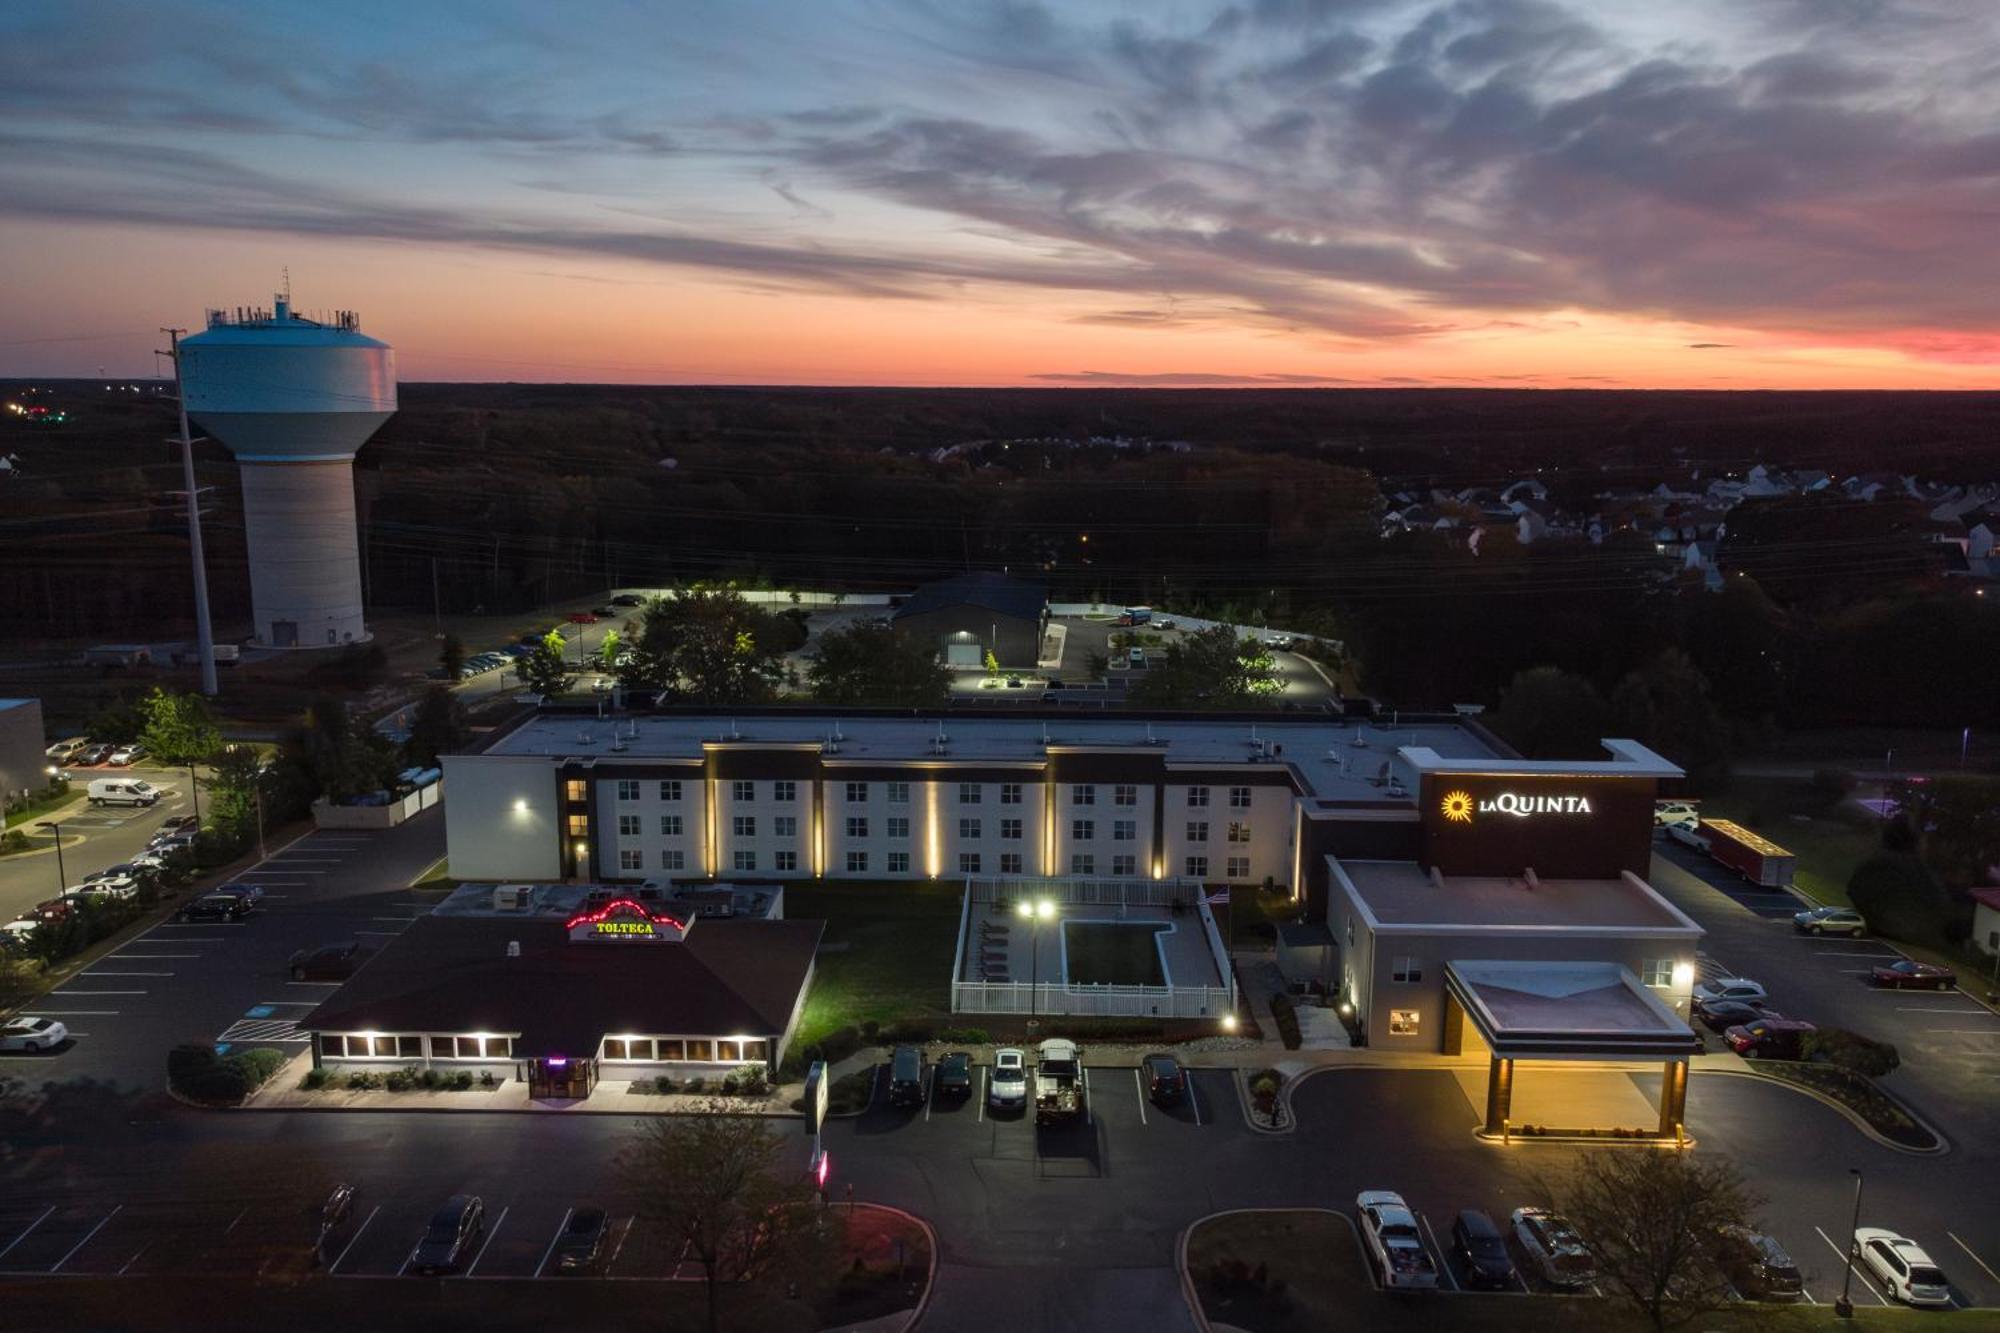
top-left (290, 942), bottom-right (364, 982)
top-left (179, 893), bottom-right (251, 922)
top-left (552, 1206), bottom-right (608, 1274)
top-left (1695, 998), bottom-right (1769, 1035)
top-left (408, 1194), bottom-right (485, 1275)
top-left (1714, 1225), bottom-right (1803, 1301)
top-left (1451, 1209), bottom-right (1517, 1289)
top-left (1141, 1052), bottom-right (1186, 1103)
top-left (591, 605), bottom-right (620, 617)
top-left (610, 593), bottom-right (644, 607)
top-left (888, 1045), bottom-right (925, 1107)
top-left (935, 1051), bottom-right (972, 1099)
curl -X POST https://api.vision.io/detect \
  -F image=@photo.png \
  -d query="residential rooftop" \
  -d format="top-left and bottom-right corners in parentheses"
top-left (1335, 859), bottom-right (1701, 933)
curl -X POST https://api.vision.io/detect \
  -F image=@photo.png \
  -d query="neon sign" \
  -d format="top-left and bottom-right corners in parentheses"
top-left (564, 897), bottom-right (689, 943)
top-left (1441, 790), bottom-right (1594, 823)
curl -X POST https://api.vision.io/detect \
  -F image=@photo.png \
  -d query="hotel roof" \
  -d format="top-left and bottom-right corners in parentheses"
top-left (479, 713), bottom-right (1503, 801)
top-left (1334, 860), bottom-right (1700, 934)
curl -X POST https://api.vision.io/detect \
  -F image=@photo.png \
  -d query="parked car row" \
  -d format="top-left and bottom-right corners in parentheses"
top-left (880, 1046), bottom-right (1189, 1115)
top-left (45, 738), bottom-right (149, 769)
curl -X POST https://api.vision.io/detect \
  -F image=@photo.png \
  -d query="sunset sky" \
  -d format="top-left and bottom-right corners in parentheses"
top-left (3, 0), bottom-right (1998, 387)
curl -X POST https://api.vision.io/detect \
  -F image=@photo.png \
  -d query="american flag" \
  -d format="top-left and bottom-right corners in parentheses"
top-left (1205, 891), bottom-right (1230, 906)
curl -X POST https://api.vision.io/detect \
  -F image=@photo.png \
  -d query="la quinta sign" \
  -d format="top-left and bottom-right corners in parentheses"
top-left (564, 897), bottom-right (689, 943)
top-left (1440, 788), bottom-right (1593, 824)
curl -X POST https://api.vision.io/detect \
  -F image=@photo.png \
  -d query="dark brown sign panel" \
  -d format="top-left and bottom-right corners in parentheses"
top-left (1417, 772), bottom-right (1657, 879)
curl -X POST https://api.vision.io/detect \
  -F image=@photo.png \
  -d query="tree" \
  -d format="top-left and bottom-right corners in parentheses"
top-left (1848, 851), bottom-right (1956, 943)
top-left (597, 627), bottom-right (623, 673)
top-left (1129, 625), bottom-right (1274, 707)
top-left (616, 589), bottom-right (786, 704)
top-left (293, 697), bottom-right (401, 804)
top-left (138, 688), bottom-right (223, 766)
top-left (808, 621), bottom-right (950, 706)
top-left (1885, 775), bottom-right (2000, 891)
top-left (1549, 1150), bottom-right (1758, 1331)
top-left (1610, 649), bottom-right (1730, 789)
top-left (201, 745), bottom-right (268, 845)
top-left (619, 1101), bottom-right (831, 1333)
top-left (516, 629), bottom-right (579, 698)
top-left (0, 956), bottom-right (43, 1012)
top-left (983, 648), bottom-right (1002, 683)
top-left (1490, 668), bottom-right (1611, 759)
top-left (439, 633), bottom-right (466, 681)
top-left (404, 686), bottom-right (467, 768)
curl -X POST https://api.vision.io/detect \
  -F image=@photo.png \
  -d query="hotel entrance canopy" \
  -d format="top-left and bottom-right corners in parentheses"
top-left (1444, 960), bottom-right (1699, 1061)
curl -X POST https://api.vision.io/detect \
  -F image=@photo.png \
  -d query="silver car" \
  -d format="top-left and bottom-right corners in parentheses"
top-left (988, 1048), bottom-right (1028, 1110)
top-left (0, 1017), bottom-right (70, 1052)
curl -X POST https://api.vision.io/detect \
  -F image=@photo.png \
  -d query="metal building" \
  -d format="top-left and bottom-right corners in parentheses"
top-left (179, 297), bottom-right (396, 648)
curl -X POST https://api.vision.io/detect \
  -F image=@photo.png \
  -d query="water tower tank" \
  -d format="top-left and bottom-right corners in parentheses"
top-left (179, 297), bottom-right (396, 648)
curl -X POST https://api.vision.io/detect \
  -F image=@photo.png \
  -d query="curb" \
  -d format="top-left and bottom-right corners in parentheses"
top-left (1231, 1068), bottom-right (1292, 1134)
top-left (1177, 1207), bottom-right (1352, 1333)
top-left (1704, 1067), bottom-right (1946, 1157)
top-left (833, 1201), bottom-right (938, 1333)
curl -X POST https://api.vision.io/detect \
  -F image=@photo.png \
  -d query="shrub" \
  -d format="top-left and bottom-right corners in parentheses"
top-left (451, 1071), bottom-right (474, 1090)
top-left (1849, 853), bottom-right (1955, 943)
top-left (937, 1027), bottom-right (990, 1044)
top-left (230, 1047), bottom-right (286, 1090)
top-left (344, 1071), bottom-right (382, 1091)
top-left (383, 1067), bottom-right (418, 1092)
top-left (1268, 992), bottom-right (1302, 1050)
top-left (1806, 1028), bottom-right (1901, 1079)
top-left (478, 1069), bottom-right (495, 1088)
top-left (720, 1072), bottom-right (740, 1095)
top-left (300, 1067), bottom-right (332, 1091)
top-left (420, 1068), bottom-right (442, 1089)
top-left (813, 1025), bottom-right (863, 1065)
top-left (0, 830), bottom-right (28, 855)
top-left (652, 1074), bottom-right (679, 1094)
top-left (683, 1075), bottom-right (706, 1094)
top-left (735, 1063), bottom-right (769, 1096)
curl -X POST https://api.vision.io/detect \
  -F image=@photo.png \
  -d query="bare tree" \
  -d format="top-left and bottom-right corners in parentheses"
top-left (620, 1100), bottom-right (828, 1333)
top-left (1549, 1149), bottom-right (1760, 1331)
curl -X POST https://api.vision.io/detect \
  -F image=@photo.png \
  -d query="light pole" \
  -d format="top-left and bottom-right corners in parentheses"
top-left (187, 760), bottom-right (202, 827)
top-left (1017, 897), bottom-right (1055, 1021)
top-left (34, 820), bottom-right (67, 899)
top-left (1835, 1167), bottom-right (1864, 1317)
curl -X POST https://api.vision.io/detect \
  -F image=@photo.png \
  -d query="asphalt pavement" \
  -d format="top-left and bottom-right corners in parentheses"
top-left (0, 764), bottom-right (199, 926)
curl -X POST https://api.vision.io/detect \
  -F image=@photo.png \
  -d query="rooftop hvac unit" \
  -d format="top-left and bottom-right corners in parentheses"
top-left (492, 884), bottom-right (528, 912)
top-left (506, 940), bottom-right (521, 958)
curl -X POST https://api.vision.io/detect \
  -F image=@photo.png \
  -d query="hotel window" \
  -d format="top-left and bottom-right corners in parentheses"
top-left (659, 780), bottom-right (682, 801)
top-left (887, 781), bottom-right (910, 804)
top-left (846, 816), bottom-right (868, 838)
top-left (1070, 853), bottom-right (1094, 875)
top-left (733, 780), bottom-right (755, 802)
top-left (616, 780), bottom-right (640, 801)
top-left (1186, 821), bottom-right (1209, 843)
top-left (733, 850), bottom-right (757, 871)
top-left (1000, 818), bottom-right (1022, 840)
top-left (1112, 819), bottom-right (1135, 842)
top-left (566, 814), bottom-right (589, 838)
top-left (1222, 856), bottom-right (1247, 878)
top-left (654, 1039), bottom-right (684, 1061)
top-left (1112, 854), bottom-right (1137, 876)
top-left (960, 852), bottom-right (982, 874)
top-left (684, 1039), bottom-right (714, 1062)
top-left (619, 849), bottom-right (643, 871)
top-left (1389, 1010), bottom-right (1420, 1037)
top-left (773, 815), bottom-right (797, 838)
top-left (618, 814), bottom-right (641, 836)
top-left (959, 783), bottom-right (981, 804)
top-left (846, 851), bottom-right (869, 873)
top-left (775, 850), bottom-right (798, 872)
top-left (1390, 956), bottom-right (1423, 983)
top-left (1114, 784), bottom-right (1137, 806)
top-left (1000, 783), bottom-right (1022, 805)
top-left (769, 780), bottom-right (793, 802)
top-left (999, 852), bottom-right (1023, 874)
top-left (1071, 819), bottom-right (1094, 841)
top-left (1187, 786), bottom-right (1209, 808)
top-left (887, 816), bottom-right (910, 839)
top-left (604, 1037), bottom-right (655, 1061)
top-left (660, 814), bottom-right (683, 837)
top-left (661, 849), bottom-right (685, 871)
top-left (1185, 855), bottom-right (1209, 878)
top-left (733, 815), bottom-right (756, 837)
top-left (1229, 786), bottom-right (1252, 808)
top-left (1227, 821), bottom-right (1250, 843)
top-left (1071, 784), bottom-right (1095, 805)
top-left (959, 817), bottom-right (981, 839)
top-left (1641, 959), bottom-right (1675, 988)
top-left (845, 781), bottom-right (869, 803)
top-left (887, 851), bottom-right (911, 873)
top-left (565, 779), bottom-right (587, 802)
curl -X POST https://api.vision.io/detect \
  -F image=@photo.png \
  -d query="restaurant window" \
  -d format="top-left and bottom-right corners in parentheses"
top-left (959, 818), bottom-right (981, 839)
top-left (960, 852), bottom-right (982, 874)
top-left (397, 1035), bottom-right (422, 1058)
top-left (844, 782), bottom-right (869, 803)
top-left (774, 815), bottom-right (797, 837)
top-left (775, 850), bottom-right (798, 871)
top-left (887, 851), bottom-right (910, 873)
top-left (616, 780), bottom-right (640, 801)
top-left (734, 850), bottom-right (757, 872)
top-left (1226, 856), bottom-right (1250, 879)
top-left (1229, 786), bottom-right (1252, 808)
top-left (654, 1039), bottom-right (684, 1061)
top-left (1186, 821), bottom-right (1208, 843)
top-left (684, 1039), bottom-right (714, 1062)
top-left (740, 1039), bottom-right (769, 1063)
top-left (733, 815), bottom-right (756, 837)
top-left (1389, 1009), bottom-right (1420, 1037)
top-left (1112, 820), bottom-right (1135, 841)
top-left (715, 1039), bottom-right (742, 1063)
top-left (1071, 784), bottom-right (1095, 806)
top-left (847, 851), bottom-right (868, 873)
top-left (619, 849), bottom-right (642, 870)
top-left (565, 779), bottom-right (587, 802)
top-left (1227, 821), bottom-right (1250, 843)
top-left (773, 780), bottom-right (796, 801)
top-left (1185, 856), bottom-right (1208, 878)
top-left (1071, 819), bottom-right (1094, 841)
top-left (998, 852), bottom-right (1023, 874)
top-left (1390, 956), bottom-right (1423, 983)
top-left (1071, 853), bottom-right (1094, 875)
top-left (887, 816), bottom-right (910, 839)
top-left (605, 1037), bottom-right (655, 1061)
top-left (959, 783), bottom-right (982, 804)
top-left (887, 781), bottom-right (910, 804)
top-left (566, 814), bottom-right (589, 838)
top-left (662, 849), bottom-right (685, 870)
top-left (1187, 786), bottom-right (1209, 807)
top-left (618, 814), bottom-right (641, 836)
top-left (659, 780), bottom-right (682, 801)
top-left (1000, 818), bottom-right (1022, 840)
top-left (451, 1035), bottom-right (512, 1059)
top-left (660, 814), bottom-right (683, 836)
top-left (846, 816), bottom-right (869, 838)
top-left (1000, 783), bottom-right (1022, 805)
top-left (1112, 854), bottom-right (1137, 876)
top-left (1114, 784), bottom-right (1137, 806)
top-left (732, 780), bottom-right (755, 802)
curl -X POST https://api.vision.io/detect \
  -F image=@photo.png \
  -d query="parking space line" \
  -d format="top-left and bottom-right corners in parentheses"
top-left (328, 1205), bottom-right (378, 1274)
top-left (1895, 1006), bottom-right (1989, 1015)
top-left (1189, 1080), bottom-right (1202, 1127)
top-left (0, 1206), bottom-right (55, 1262)
top-left (1418, 1212), bottom-right (1458, 1291)
top-left (354, 930), bottom-right (401, 936)
top-left (51, 1205), bottom-right (121, 1273)
top-left (53, 990), bottom-right (146, 996)
top-left (608, 1216), bottom-right (635, 1271)
top-left (32, 1010), bottom-right (120, 1016)
top-left (978, 1068), bottom-right (986, 1122)
top-left (1815, 1227), bottom-right (1888, 1307)
top-left (535, 1208), bottom-right (573, 1278)
top-left (1082, 1066), bottom-right (1093, 1125)
top-left (1132, 1069), bottom-right (1147, 1125)
top-left (80, 971), bottom-right (171, 977)
top-left (1948, 1233), bottom-right (2000, 1287)
top-left (224, 1206), bottom-right (248, 1234)
top-left (111, 953), bottom-right (199, 959)
top-left (118, 1243), bottom-right (149, 1275)
top-left (923, 1067), bottom-right (934, 1122)
top-left (464, 1206), bottom-right (508, 1276)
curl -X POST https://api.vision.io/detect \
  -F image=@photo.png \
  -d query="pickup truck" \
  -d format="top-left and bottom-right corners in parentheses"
top-left (1356, 1191), bottom-right (1439, 1290)
top-left (1033, 1038), bottom-right (1084, 1125)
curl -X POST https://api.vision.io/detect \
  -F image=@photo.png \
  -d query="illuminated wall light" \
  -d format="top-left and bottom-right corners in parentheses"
top-left (812, 801), bottom-right (825, 878)
top-left (705, 777), bottom-right (719, 876)
top-left (1670, 962), bottom-right (1695, 990)
top-left (925, 781), bottom-right (942, 878)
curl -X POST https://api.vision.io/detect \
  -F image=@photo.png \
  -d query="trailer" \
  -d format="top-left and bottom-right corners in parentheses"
top-left (1033, 1038), bottom-right (1083, 1125)
top-left (1698, 819), bottom-right (1796, 889)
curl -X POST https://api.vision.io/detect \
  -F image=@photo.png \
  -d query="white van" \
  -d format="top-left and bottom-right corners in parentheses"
top-left (88, 778), bottom-right (159, 808)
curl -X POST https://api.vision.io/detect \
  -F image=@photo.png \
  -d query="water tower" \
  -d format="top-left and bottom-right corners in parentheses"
top-left (178, 296), bottom-right (396, 648)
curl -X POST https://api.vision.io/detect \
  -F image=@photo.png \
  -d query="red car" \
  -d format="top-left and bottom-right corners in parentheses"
top-left (1725, 1018), bottom-right (1816, 1058)
top-left (566, 612), bottom-right (599, 624)
top-left (1870, 960), bottom-right (1957, 990)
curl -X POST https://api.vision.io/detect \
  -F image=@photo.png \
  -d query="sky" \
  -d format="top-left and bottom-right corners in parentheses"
top-left (3, 0), bottom-right (1999, 388)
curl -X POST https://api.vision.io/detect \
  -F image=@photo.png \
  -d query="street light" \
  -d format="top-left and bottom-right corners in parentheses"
top-left (33, 819), bottom-right (67, 900)
top-left (1017, 897), bottom-right (1056, 1021)
top-left (187, 760), bottom-right (202, 827)
top-left (1835, 1167), bottom-right (1864, 1317)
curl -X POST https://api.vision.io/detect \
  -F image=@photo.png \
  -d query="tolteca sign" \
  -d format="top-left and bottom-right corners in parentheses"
top-left (564, 897), bottom-right (690, 943)
top-left (1440, 789), bottom-right (1594, 824)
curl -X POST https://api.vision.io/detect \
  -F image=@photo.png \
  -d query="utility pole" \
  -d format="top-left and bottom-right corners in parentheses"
top-left (163, 328), bottom-right (219, 697)
top-left (431, 556), bottom-right (442, 637)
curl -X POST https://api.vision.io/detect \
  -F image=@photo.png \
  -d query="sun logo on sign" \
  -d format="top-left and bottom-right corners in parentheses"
top-left (1440, 790), bottom-right (1475, 824)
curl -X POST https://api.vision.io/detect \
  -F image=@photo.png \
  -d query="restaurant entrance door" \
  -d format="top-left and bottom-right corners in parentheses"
top-left (529, 1055), bottom-right (596, 1100)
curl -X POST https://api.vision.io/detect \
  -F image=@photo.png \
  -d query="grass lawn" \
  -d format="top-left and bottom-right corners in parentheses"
top-left (4, 787), bottom-right (80, 830)
top-left (1062, 921), bottom-right (1167, 986)
top-left (409, 857), bottom-right (459, 892)
top-left (787, 880), bottom-right (963, 1047)
top-left (1701, 778), bottom-right (1883, 909)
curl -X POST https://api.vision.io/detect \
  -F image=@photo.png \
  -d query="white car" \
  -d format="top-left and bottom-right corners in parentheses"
top-left (1512, 1207), bottom-right (1595, 1288)
top-left (0, 1017), bottom-right (69, 1052)
top-left (989, 1048), bottom-right (1028, 1110)
top-left (1667, 822), bottom-right (1708, 850)
top-left (1855, 1229), bottom-right (1952, 1307)
top-left (1356, 1191), bottom-right (1439, 1290)
top-left (1693, 977), bottom-right (1768, 1011)
top-left (1654, 801), bottom-right (1699, 830)
top-left (107, 743), bottom-right (147, 766)
top-left (0, 919), bottom-right (40, 948)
